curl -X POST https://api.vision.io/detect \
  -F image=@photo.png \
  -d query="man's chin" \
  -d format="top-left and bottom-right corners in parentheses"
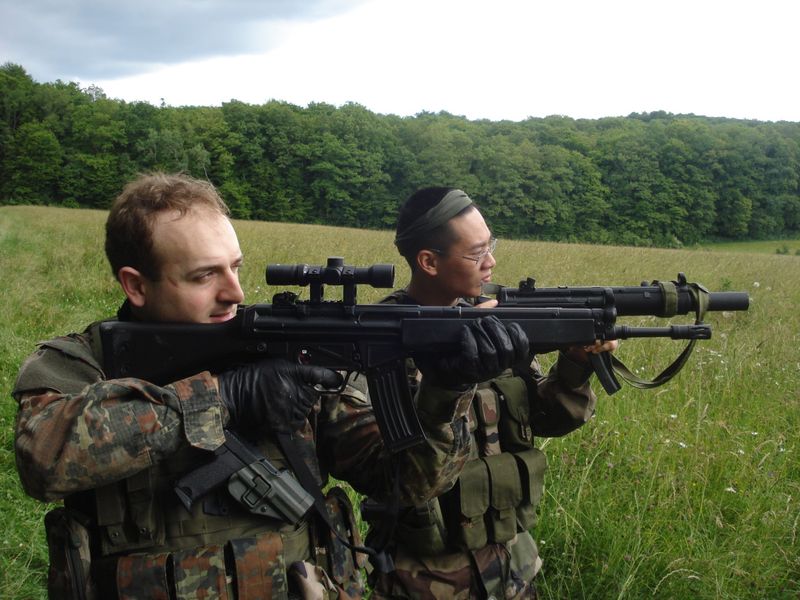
top-left (468, 286), bottom-right (484, 299)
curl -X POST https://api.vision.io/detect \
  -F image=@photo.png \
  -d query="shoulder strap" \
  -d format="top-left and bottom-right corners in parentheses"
top-left (275, 432), bottom-right (394, 567)
top-left (610, 279), bottom-right (710, 389)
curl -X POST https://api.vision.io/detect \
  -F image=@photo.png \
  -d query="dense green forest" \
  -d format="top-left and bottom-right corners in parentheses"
top-left (2, 62), bottom-right (799, 246)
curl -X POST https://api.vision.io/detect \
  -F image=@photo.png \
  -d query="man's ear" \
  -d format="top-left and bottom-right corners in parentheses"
top-left (117, 266), bottom-right (148, 307)
top-left (416, 250), bottom-right (440, 277)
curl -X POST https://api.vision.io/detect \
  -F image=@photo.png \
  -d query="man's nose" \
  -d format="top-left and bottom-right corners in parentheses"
top-left (220, 270), bottom-right (245, 304)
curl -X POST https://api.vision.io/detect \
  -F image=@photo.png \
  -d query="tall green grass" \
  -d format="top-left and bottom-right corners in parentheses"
top-left (1, 206), bottom-right (798, 599)
top-left (694, 239), bottom-right (800, 255)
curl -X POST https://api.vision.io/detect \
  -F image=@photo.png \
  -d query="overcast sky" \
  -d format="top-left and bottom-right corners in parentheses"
top-left (2, 0), bottom-right (798, 122)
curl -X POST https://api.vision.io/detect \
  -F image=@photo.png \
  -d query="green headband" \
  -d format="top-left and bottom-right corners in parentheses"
top-left (394, 189), bottom-right (473, 246)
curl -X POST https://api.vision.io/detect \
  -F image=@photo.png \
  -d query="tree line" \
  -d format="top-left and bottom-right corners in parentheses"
top-left (2, 62), bottom-right (799, 247)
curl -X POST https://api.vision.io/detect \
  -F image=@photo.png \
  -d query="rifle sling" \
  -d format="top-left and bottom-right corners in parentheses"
top-left (274, 431), bottom-right (398, 569)
top-left (610, 280), bottom-right (710, 389)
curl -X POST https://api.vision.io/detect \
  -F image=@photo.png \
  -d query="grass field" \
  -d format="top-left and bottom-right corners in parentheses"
top-left (694, 239), bottom-right (800, 255)
top-left (1, 205), bottom-right (798, 599)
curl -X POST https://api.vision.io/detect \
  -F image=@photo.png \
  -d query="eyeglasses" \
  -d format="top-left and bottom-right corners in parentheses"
top-left (431, 237), bottom-right (497, 264)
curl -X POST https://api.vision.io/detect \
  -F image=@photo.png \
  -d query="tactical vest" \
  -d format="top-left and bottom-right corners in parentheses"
top-left (383, 371), bottom-right (546, 555)
top-left (23, 321), bottom-right (364, 599)
top-left (373, 291), bottom-right (546, 555)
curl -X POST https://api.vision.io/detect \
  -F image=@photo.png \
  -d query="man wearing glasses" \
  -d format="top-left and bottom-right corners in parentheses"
top-left (365, 187), bottom-right (617, 599)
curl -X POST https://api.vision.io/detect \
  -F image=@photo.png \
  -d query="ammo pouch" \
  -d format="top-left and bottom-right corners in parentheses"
top-left (444, 450), bottom-right (543, 551)
top-left (484, 453), bottom-right (523, 543)
top-left (492, 374), bottom-right (547, 530)
top-left (513, 448), bottom-right (546, 530)
top-left (44, 506), bottom-right (96, 600)
top-left (104, 525), bottom-right (307, 599)
top-left (448, 458), bottom-right (490, 549)
top-left (94, 470), bottom-right (166, 556)
top-left (99, 488), bottom-right (367, 599)
top-left (494, 376), bottom-right (533, 452)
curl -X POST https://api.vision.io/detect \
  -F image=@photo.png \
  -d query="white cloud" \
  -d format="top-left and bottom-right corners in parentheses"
top-left (28, 0), bottom-right (800, 121)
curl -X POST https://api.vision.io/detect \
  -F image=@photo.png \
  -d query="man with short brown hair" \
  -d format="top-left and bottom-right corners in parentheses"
top-left (13, 173), bottom-right (522, 599)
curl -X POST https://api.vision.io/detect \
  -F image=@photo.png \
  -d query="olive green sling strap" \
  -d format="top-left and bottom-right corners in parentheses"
top-left (610, 279), bottom-right (710, 389)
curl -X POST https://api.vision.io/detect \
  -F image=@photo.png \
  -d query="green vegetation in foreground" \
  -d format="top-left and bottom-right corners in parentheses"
top-left (1, 205), bottom-right (798, 599)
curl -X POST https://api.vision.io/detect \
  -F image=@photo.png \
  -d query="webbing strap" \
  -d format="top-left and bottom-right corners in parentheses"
top-left (611, 279), bottom-right (710, 389)
top-left (275, 432), bottom-right (387, 563)
top-left (659, 280), bottom-right (680, 316)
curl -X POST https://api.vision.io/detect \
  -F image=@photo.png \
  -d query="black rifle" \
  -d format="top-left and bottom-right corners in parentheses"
top-left (100, 258), bottom-right (749, 454)
top-left (481, 272), bottom-right (750, 392)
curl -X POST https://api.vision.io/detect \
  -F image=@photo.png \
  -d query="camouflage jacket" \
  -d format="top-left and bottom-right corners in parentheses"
top-left (12, 304), bottom-right (475, 598)
top-left (368, 289), bottom-right (598, 600)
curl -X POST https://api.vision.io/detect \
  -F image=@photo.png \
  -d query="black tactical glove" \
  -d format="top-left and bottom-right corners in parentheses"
top-left (415, 315), bottom-right (529, 387)
top-left (217, 359), bottom-right (343, 435)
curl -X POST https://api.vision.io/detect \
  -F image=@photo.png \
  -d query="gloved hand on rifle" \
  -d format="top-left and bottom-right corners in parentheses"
top-left (217, 359), bottom-right (343, 435)
top-left (415, 315), bottom-right (529, 388)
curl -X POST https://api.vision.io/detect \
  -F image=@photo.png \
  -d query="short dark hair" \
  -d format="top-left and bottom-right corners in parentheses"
top-left (395, 187), bottom-right (476, 270)
top-left (105, 172), bottom-right (230, 281)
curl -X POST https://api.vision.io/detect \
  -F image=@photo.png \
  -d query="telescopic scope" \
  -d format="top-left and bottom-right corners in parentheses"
top-left (266, 257), bottom-right (395, 288)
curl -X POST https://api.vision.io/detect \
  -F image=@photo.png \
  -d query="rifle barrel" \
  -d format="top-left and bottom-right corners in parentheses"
top-left (497, 286), bottom-right (750, 316)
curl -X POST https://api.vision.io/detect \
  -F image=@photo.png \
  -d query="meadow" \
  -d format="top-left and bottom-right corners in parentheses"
top-left (0, 205), bottom-right (798, 599)
top-left (693, 239), bottom-right (800, 256)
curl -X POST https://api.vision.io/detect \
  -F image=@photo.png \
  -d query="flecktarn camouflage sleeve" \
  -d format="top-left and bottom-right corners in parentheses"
top-left (14, 372), bottom-right (226, 502)
top-left (397, 379), bottom-right (474, 504)
top-left (528, 351), bottom-right (598, 437)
